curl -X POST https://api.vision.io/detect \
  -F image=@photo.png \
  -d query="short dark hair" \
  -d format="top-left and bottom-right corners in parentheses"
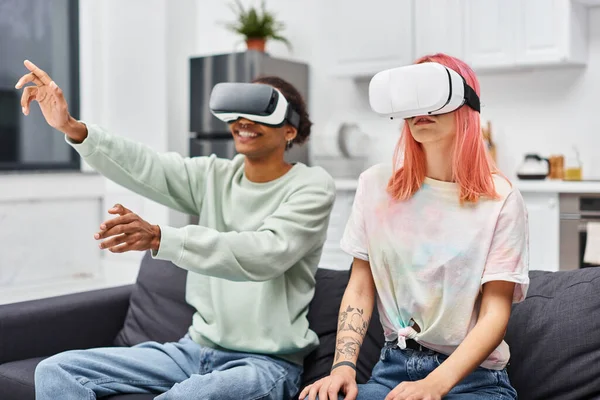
top-left (252, 76), bottom-right (312, 149)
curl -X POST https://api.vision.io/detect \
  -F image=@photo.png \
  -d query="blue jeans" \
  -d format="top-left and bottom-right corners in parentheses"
top-left (34, 335), bottom-right (302, 399)
top-left (355, 342), bottom-right (517, 399)
top-left (309, 342), bottom-right (517, 400)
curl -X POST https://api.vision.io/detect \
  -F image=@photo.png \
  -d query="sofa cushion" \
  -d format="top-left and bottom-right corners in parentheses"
top-left (302, 268), bottom-right (385, 387)
top-left (0, 357), bottom-right (154, 400)
top-left (114, 251), bottom-right (195, 347)
top-left (0, 357), bottom-right (44, 400)
top-left (505, 268), bottom-right (600, 400)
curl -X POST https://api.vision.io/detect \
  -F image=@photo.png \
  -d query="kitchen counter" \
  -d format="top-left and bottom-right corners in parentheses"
top-left (515, 179), bottom-right (600, 194)
top-left (334, 178), bottom-right (600, 194)
top-left (0, 171), bottom-right (104, 201)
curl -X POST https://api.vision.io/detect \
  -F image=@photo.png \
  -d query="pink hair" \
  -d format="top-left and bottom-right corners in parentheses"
top-left (387, 53), bottom-right (502, 204)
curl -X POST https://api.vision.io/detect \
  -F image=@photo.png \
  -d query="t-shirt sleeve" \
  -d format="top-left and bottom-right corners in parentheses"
top-left (481, 189), bottom-right (530, 303)
top-left (340, 173), bottom-right (369, 261)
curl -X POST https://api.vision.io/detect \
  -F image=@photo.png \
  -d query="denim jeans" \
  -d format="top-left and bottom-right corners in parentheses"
top-left (308, 342), bottom-right (517, 400)
top-left (354, 342), bottom-right (517, 400)
top-left (34, 335), bottom-right (302, 400)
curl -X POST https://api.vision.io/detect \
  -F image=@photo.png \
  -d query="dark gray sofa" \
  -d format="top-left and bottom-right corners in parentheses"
top-left (1, 252), bottom-right (599, 400)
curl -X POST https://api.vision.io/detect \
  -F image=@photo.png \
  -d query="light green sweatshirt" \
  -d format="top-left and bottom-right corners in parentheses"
top-left (67, 124), bottom-right (336, 365)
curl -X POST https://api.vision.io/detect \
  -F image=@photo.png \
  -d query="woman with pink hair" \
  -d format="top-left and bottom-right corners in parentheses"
top-left (300, 53), bottom-right (528, 400)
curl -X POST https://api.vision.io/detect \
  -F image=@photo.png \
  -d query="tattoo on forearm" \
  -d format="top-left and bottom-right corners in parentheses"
top-left (335, 336), bottom-right (362, 361)
top-left (335, 304), bottom-right (371, 362)
top-left (338, 305), bottom-right (369, 335)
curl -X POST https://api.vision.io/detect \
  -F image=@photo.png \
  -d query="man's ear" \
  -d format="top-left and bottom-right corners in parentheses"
top-left (285, 125), bottom-right (298, 141)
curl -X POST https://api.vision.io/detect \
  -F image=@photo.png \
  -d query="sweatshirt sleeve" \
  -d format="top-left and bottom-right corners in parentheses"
top-left (67, 123), bottom-right (212, 215)
top-left (152, 179), bottom-right (336, 282)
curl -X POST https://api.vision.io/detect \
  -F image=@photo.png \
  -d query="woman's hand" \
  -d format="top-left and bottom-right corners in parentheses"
top-left (299, 366), bottom-right (358, 400)
top-left (95, 204), bottom-right (161, 253)
top-left (15, 60), bottom-right (87, 142)
top-left (384, 379), bottom-right (444, 400)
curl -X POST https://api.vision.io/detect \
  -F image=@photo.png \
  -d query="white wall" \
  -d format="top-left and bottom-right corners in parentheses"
top-left (78, 0), bottom-right (170, 271)
top-left (166, 0), bottom-right (197, 229)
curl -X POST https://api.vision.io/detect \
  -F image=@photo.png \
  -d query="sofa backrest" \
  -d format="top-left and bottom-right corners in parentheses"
top-left (504, 267), bottom-right (600, 400)
top-left (113, 252), bottom-right (195, 346)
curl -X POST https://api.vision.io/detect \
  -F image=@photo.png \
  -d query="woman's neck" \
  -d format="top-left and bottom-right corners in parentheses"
top-left (422, 139), bottom-right (455, 182)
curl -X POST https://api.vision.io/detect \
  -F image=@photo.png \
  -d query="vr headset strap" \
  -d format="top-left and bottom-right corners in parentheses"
top-left (427, 67), bottom-right (480, 115)
top-left (286, 107), bottom-right (300, 129)
top-left (462, 78), bottom-right (480, 113)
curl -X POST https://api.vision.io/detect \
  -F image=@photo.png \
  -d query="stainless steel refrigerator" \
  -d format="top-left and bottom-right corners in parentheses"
top-left (189, 50), bottom-right (310, 165)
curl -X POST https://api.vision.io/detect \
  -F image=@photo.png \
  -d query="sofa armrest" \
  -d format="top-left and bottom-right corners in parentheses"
top-left (0, 284), bottom-right (133, 364)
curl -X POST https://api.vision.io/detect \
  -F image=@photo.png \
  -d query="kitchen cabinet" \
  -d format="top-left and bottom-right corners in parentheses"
top-left (0, 198), bottom-right (103, 288)
top-left (521, 192), bottom-right (560, 272)
top-left (515, 0), bottom-right (587, 66)
top-left (463, 0), bottom-right (516, 69)
top-left (464, 0), bottom-right (588, 70)
top-left (326, 0), bottom-right (414, 77)
top-left (330, 0), bottom-right (590, 78)
top-left (414, 0), bottom-right (465, 60)
top-left (0, 173), bottom-right (105, 303)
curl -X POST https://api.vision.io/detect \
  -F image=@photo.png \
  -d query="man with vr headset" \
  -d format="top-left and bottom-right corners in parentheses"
top-left (15, 60), bottom-right (335, 400)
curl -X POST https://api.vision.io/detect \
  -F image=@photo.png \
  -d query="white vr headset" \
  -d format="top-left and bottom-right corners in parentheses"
top-left (209, 82), bottom-right (300, 128)
top-left (368, 62), bottom-right (481, 119)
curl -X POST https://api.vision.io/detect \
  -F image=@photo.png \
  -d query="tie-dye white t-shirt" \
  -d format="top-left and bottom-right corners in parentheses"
top-left (340, 163), bottom-right (529, 370)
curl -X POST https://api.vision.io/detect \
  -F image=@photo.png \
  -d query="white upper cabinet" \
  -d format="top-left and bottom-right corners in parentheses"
top-left (463, 0), bottom-right (517, 69)
top-left (515, 0), bottom-right (587, 66)
top-left (414, 0), bottom-right (465, 60)
top-left (329, 0), bottom-right (590, 78)
top-left (464, 0), bottom-right (588, 71)
top-left (326, 0), bottom-right (414, 77)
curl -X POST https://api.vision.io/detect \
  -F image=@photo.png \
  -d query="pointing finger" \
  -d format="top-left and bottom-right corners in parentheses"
top-left (23, 60), bottom-right (52, 85)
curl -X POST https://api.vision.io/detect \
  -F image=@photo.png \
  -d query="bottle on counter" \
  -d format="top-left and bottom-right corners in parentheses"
top-left (564, 146), bottom-right (583, 181)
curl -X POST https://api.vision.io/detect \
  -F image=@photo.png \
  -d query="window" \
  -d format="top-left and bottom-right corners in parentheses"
top-left (0, 0), bottom-right (79, 171)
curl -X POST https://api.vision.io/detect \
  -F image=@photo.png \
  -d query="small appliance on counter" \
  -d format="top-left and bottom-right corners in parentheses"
top-left (516, 153), bottom-right (550, 180)
top-left (311, 115), bottom-right (370, 179)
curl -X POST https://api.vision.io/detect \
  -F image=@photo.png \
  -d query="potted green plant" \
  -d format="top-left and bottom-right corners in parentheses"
top-left (224, 0), bottom-right (292, 52)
